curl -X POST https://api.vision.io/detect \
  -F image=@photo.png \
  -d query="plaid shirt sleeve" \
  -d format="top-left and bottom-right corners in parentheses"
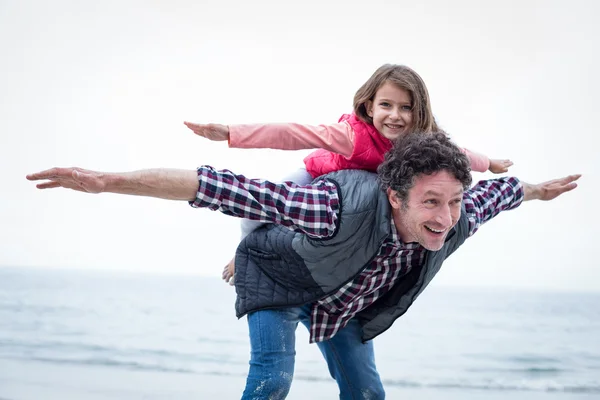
top-left (189, 166), bottom-right (340, 239)
top-left (463, 177), bottom-right (524, 236)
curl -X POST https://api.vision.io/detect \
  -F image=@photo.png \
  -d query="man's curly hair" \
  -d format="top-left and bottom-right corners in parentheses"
top-left (377, 132), bottom-right (472, 203)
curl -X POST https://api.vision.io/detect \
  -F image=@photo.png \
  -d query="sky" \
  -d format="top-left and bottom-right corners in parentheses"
top-left (1, 0), bottom-right (598, 291)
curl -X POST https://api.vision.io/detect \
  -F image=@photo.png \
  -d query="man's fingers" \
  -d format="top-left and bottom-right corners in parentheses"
top-left (542, 178), bottom-right (579, 200)
top-left (36, 181), bottom-right (62, 189)
top-left (27, 167), bottom-right (104, 194)
top-left (557, 174), bottom-right (581, 183)
top-left (26, 167), bottom-right (62, 181)
top-left (27, 168), bottom-right (80, 189)
top-left (222, 265), bottom-right (231, 280)
top-left (26, 167), bottom-right (85, 182)
top-left (562, 174), bottom-right (582, 184)
top-left (550, 182), bottom-right (578, 199)
top-left (548, 174), bottom-right (582, 187)
top-left (564, 182), bottom-right (578, 192)
top-left (559, 181), bottom-right (578, 193)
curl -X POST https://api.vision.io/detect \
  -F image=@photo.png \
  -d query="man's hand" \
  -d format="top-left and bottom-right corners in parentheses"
top-left (26, 167), bottom-right (107, 193)
top-left (222, 257), bottom-right (236, 286)
top-left (489, 159), bottom-right (513, 174)
top-left (523, 174), bottom-right (581, 201)
top-left (183, 122), bottom-right (229, 141)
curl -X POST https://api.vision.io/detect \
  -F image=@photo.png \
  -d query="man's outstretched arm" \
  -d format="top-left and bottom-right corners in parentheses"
top-left (464, 174), bottom-right (581, 236)
top-left (26, 166), bottom-right (341, 238)
top-left (26, 167), bottom-right (198, 200)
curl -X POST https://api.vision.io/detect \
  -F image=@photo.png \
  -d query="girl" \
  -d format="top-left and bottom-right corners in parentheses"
top-left (184, 64), bottom-right (512, 284)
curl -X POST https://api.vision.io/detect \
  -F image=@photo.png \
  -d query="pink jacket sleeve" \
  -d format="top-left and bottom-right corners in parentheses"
top-left (461, 147), bottom-right (490, 173)
top-left (228, 122), bottom-right (355, 157)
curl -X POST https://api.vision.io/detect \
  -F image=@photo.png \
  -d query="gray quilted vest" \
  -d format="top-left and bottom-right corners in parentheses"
top-left (234, 169), bottom-right (470, 341)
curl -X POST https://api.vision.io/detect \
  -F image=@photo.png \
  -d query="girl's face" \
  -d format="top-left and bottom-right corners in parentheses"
top-left (366, 82), bottom-right (414, 140)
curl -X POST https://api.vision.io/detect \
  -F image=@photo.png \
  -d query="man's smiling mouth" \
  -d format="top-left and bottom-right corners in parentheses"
top-left (425, 225), bottom-right (445, 234)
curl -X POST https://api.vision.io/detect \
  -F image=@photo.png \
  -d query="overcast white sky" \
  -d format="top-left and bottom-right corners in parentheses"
top-left (1, 0), bottom-right (598, 291)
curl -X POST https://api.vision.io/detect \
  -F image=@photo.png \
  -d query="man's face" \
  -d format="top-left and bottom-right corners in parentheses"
top-left (388, 171), bottom-right (464, 251)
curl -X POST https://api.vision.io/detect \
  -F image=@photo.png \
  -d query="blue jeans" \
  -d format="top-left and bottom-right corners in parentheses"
top-left (241, 304), bottom-right (385, 399)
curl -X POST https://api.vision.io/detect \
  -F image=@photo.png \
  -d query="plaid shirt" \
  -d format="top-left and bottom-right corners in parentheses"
top-left (191, 167), bottom-right (524, 342)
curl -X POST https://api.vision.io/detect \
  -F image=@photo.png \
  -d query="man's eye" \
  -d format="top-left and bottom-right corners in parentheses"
top-left (425, 199), bottom-right (437, 205)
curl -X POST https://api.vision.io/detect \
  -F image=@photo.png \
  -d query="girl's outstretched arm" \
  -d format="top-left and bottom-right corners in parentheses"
top-left (184, 121), bottom-right (355, 157)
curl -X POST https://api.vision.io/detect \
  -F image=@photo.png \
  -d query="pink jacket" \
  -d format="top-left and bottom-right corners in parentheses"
top-left (229, 115), bottom-right (490, 178)
top-left (304, 114), bottom-right (392, 177)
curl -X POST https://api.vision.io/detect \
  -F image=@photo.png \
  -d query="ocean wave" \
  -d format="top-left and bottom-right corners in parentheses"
top-left (519, 367), bottom-right (564, 374)
top-left (203, 372), bottom-right (600, 394)
top-left (465, 365), bottom-right (568, 374)
top-left (288, 374), bottom-right (600, 393)
top-left (27, 356), bottom-right (195, 374)
top-left (508, 355), bottom-right (563, 364)
top-left (0, 339), bottom-right (245, 368)
top-left (381, 378), bottom-right (600, 394)
top-left (0, 338), bottom-right (112, 353)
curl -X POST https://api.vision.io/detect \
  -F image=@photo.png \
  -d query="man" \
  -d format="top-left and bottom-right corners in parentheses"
top-left (27, 132), bottom-right (579, 399)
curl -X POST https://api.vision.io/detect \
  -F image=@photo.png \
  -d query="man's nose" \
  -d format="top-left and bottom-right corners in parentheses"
top-left (435, 206), bottom-right (452, 226)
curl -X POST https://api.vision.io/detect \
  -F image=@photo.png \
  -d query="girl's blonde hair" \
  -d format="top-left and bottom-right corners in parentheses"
top-left (354, 64), bottom-right (440, 133)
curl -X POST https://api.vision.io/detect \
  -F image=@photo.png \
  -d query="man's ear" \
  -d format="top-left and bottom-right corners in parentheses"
top-left (366, 100), bottom-right (373, 118)
top-left (387, 188), bottom-right (403, 209)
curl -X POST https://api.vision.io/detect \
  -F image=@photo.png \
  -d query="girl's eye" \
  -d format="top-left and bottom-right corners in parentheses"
top-left (380, 102), bottom-right (391, 107)
top-left (401, 105), bottom-right (412, 111)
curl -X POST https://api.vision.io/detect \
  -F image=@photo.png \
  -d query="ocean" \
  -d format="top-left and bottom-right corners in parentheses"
top-left (1, 267), bottom-right (599, 400)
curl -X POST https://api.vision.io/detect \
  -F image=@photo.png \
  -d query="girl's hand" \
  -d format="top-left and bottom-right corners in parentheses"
top-left (183, 122), bottom-right (230, 141)
top-left (488, 159), bottom-right (513, 174)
